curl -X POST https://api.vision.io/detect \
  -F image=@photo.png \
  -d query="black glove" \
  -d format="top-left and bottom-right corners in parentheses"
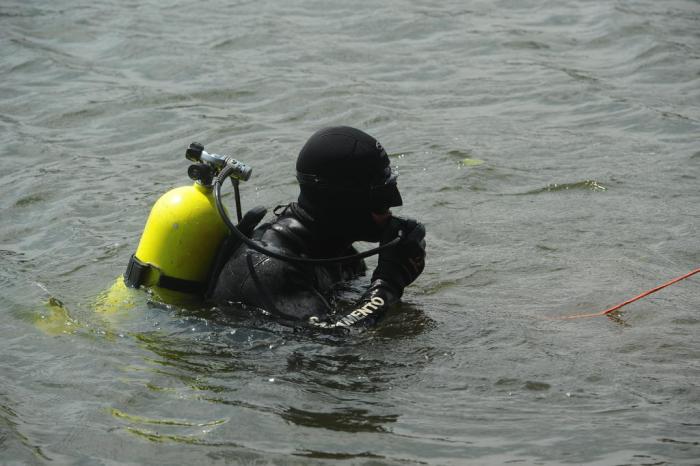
top-left (371, 217), bottom-right (426, 293)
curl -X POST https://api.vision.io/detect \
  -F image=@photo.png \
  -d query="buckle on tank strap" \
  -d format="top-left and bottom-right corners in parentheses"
top-left (124, 254), bottom-right (149, 288)
top-left (124, 254), bottom-right (205, 295)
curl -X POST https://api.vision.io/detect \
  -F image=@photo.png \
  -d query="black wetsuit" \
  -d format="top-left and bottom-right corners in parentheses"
top-left (210, 204), bottom-right (402, 329)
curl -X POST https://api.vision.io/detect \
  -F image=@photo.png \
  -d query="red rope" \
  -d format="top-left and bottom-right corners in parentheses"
top-left (557, 268), bottom-right (700, 320)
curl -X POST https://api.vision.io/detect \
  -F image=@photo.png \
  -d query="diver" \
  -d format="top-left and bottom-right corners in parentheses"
top-left (209, 126), bottom-right (426, 329)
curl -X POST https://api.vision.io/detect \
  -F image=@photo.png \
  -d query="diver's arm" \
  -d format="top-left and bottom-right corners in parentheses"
top-left (307, 279), bottom-right (401, 329)
top-left (309, 217), bottom-right (426, 330)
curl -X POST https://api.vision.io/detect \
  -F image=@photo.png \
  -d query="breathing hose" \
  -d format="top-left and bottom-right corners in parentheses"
top-left (213, 165), bottom-right (401, 265)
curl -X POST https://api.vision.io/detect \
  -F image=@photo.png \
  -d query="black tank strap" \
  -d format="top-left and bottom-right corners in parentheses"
top-left (124, 254), bottom-right (205, 295)
top-left (157, 274), bottom-right (205, 295)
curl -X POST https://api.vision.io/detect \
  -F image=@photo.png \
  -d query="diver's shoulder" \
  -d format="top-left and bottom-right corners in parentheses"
top-left (260, 215), bottom-right (311, 255)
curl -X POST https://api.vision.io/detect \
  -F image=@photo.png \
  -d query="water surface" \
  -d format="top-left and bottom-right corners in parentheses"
top-left (1, 0), bottom-right (699, 464)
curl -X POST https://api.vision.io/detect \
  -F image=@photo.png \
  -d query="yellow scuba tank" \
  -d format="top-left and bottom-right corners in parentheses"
top-left (123, 142), bottom-right (252, 303)
top-left (125, 183), bottom-right (228, 299)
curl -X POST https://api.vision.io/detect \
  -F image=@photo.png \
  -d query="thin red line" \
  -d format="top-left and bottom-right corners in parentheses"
top-left (557, 268), bottom-right (700, 320)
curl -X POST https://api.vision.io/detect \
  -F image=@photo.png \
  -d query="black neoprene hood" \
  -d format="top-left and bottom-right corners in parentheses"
top-left (296, 126), bottom-right (403, 212)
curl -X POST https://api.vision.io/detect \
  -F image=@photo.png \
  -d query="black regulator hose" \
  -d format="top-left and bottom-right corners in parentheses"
top-left (213, 166), bottom-right (401, 265)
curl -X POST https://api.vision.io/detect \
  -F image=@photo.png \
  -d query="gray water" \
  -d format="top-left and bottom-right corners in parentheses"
top-left (1, 0), bottom-right (699, 464)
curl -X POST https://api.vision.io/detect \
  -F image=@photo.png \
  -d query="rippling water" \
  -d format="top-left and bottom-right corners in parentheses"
top-left (1, 0), bottom-right (699, 464)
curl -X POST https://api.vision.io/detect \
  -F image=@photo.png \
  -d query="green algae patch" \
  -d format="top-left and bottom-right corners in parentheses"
top-left (460, 158), bottom-right (485, 167)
